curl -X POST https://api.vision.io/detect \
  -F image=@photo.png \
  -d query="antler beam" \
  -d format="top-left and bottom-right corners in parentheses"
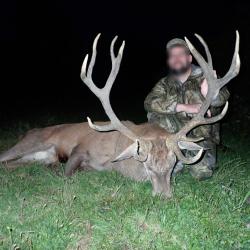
top-left (172, 31), bottom-right (240, 163)
top-left (80, 34), bottom-right (138, 141)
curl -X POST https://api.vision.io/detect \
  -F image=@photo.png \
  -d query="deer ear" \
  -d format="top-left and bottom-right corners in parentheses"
top-left (178, 141), bottom-right (205, 151)
top-left (112, 139), bottom-right (149, 162)
top-left (134, 139), bottom-right (149, 162)
top-left (111, 141), bottom-right (139, 162)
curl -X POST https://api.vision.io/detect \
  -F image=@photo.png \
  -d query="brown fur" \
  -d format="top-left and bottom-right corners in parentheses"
top-left (0, 121), bottom-right (166, 177)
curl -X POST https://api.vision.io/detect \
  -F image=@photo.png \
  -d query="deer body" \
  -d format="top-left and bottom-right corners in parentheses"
top-left (0, 121), bottom-right (167, 177)
top-left (0, 121), bottom-right (175, 196)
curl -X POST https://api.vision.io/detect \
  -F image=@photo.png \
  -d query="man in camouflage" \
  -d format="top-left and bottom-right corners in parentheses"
top-left (144, 38), bottom-right (229, 180)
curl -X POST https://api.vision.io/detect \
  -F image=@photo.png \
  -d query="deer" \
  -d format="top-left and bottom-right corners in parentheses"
top-left (0, 32), bottom-right (240, 198)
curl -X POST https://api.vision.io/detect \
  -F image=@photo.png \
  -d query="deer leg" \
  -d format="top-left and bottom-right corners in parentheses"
top-left (64, 153), bottom-right (85, 176)
top-left (65, 145), bottom-right (104, 177)
top-left (2, 145), bottom-right (58, 169)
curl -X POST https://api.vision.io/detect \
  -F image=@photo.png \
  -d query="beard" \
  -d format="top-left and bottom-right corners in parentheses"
top-left (169, 62), bottom-right (191, 76)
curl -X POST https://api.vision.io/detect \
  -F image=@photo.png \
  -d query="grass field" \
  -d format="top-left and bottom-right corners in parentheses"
top-left (0, 120), bottom-right (249, 249)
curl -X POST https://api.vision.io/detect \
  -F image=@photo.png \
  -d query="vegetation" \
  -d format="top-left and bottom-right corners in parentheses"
top-left (0, 118), bottom-right (249, 249)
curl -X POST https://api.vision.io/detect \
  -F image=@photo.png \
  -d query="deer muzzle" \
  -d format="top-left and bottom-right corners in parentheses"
top-left (151, 172), bottom-right (172, 199)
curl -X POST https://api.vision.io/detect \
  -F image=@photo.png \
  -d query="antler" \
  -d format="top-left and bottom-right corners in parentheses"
top-left (80, 34), bottom-right (138, 141)
top-left (172, 31), bottom-right (240, 164)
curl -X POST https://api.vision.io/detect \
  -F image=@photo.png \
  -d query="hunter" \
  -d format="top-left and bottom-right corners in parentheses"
top-left (144, 38), bottom-right (230, 180)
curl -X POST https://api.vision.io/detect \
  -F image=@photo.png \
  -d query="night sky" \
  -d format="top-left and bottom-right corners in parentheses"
top-left (1, 1), bottom-right (250, 123)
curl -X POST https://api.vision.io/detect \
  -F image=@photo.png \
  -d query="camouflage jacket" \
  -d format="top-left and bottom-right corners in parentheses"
top-left (144, 65), bottom-right (230, 144)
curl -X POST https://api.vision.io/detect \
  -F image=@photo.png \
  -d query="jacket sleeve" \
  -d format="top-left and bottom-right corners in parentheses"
top-left (210, 86), bottom-right (230, 107)
top-left (144, 80), bottom-right (178, 114)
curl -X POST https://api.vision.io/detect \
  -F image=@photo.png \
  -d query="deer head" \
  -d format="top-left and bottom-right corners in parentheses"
top-left (80, 32), bottom-right (240, 198)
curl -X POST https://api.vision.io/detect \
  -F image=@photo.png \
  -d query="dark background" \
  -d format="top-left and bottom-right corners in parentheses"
top-left (0, 0), bottom-right (250, 125)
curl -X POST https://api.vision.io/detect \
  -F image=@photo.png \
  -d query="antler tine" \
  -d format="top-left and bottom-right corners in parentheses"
top-left (80, 33), bottom-right (102, 97)
top-left (195, 33), bottom-right (213, 69)
top-left (175, 147), bottom-right (204, 164)
top-left (166, 135), bottom-right (204, 164)
top-left (110, 36), bottom-right (118, 62)
top-left (105, 36), bottom-right (125, 93)
top-left (87, 33), bottom-right (101, 79)
top-left (218, 30), bottom-right (240, 88)
top-left (80, 34), bottom-right (138, 141)
top-left (86, 117), bottom-right (116, 131)
top-left (184, 36), bottom-right (220, 119)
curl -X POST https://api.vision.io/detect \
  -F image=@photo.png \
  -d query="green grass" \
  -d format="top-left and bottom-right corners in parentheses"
top-left (0, 122), bottom-right (249, 249)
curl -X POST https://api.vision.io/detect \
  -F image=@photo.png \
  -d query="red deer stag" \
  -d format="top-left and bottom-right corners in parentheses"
top-left (0, 32), bottom-right (240, 197)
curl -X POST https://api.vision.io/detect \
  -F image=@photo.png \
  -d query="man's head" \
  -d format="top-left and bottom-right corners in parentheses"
top-left (166, 38), bottom-right (192, 76)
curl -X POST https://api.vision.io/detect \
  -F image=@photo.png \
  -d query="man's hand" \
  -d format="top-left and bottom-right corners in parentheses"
top-left (201, 78), bottom-right (208, 97)
top-left (176, 71), bottom-right (217, 116)
top-left (176, 103), bottom-right (202, 114)
top-left (201, 70), bottom-right (218, 98)
top-left (176, 103), bottom-right (211, 117)
top-left (197, 71), bottom-right (217, 116)
top-left (200, 79), bottom-right (211, 117)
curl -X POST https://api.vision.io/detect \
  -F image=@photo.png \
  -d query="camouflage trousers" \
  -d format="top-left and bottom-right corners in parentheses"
top-left (175, 139), bottom-right (217, 180)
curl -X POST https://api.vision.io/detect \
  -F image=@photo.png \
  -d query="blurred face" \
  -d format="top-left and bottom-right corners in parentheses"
top-left (167, 46), bottom-right (192, 75)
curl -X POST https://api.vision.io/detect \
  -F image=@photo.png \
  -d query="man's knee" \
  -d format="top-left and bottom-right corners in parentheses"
top-left (201, 140), bottom-right (217, 169)
top-left (189, 140), bottom-right (217, 180)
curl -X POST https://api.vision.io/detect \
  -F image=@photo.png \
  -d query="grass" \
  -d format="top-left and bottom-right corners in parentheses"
top-left (0, 120), bottom-right (249, 249)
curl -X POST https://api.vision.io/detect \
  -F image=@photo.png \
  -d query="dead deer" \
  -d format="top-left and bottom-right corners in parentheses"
top-left (0, 32), bottom-right (240, 198)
